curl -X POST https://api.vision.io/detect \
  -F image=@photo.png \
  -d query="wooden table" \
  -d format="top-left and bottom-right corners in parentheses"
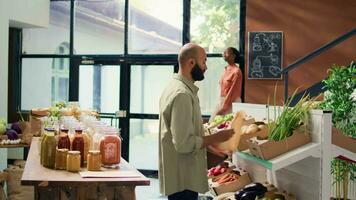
top-left (21, 138), bottom-right (150, 200)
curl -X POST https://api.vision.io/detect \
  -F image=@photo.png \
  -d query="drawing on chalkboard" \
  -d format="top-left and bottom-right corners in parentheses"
top-left (248, 32), bottom-right (283, 79)
top-left (252, 35), bottom-right (262, 52)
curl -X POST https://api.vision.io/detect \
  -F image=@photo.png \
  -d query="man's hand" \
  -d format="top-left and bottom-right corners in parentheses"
top-left (207, 144), bottom-right (230, 157)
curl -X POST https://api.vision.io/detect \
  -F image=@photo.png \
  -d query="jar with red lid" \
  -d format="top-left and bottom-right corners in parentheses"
top-left (99, 129), bottom-right (121, 168)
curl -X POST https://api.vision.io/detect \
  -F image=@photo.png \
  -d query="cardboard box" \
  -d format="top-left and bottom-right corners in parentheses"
top-left (247, 129), bottom-right (311, 160)
top-left (209, 169), bottom-right (251, 196)
top-left (216, 112), bottom-right (269, 152)
top-left (237, 125), bottom-right (268, 151)
top-left (242, 117), bottom-right (255, 126)
top-left (207, 166), bottom-right (235, 179)
top-left (332, 127), bottom-right (356, 153)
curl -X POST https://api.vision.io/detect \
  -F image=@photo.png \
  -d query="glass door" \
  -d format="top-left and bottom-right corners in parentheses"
top-left (75, 58), bottom-right (130, 158)
top-left (75, 59), bottom-right (176, 170)
top-left (129, 65), bottom-right (174, 170)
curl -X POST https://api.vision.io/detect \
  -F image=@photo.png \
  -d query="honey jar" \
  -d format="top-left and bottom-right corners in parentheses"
top-left (66, 151), bottom-right (81, 172)
top-left (87, 150), bottom-right (101, 171)
top-left (55, 148), bottom-right (68, 170)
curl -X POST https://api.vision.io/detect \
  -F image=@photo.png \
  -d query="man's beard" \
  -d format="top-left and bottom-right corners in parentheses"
top-left (191, 63), bottom-right (204, 81)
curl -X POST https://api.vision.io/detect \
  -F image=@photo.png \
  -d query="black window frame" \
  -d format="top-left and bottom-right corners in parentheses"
top-left (9, 0), bottom-right (246, 171)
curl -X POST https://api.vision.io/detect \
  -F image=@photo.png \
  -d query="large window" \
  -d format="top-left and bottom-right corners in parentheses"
top-left (191, 0), bottom-right (240, 53)
top-left (22, 1), bottom-right (70, 55)
top-left (195, 57), bottom-right (226, 115)
top-left (74, 0), bottom-right (125, 54)
top-left (128, 0), bottom-right (183, 54)
top-left (129, 119), bottom-right (159, 170)
top-left (130, 65), bottom-right (173, 114)
top-left (18, 0), bottom-right (242, 169)
top-left (79, 65), bottom-right (121, 113)
top-left (21, 58), bottom-right (69, 110)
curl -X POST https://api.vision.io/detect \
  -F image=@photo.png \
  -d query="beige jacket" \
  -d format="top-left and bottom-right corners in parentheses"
top-left (159, 74), bottom-right (208, 196)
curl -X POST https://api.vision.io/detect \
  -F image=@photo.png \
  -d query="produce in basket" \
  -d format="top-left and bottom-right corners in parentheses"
top-left (212, 171), bottom-right (240, 185)
top-left (207, 163), bottom-right (229, 177)
top-left (206, 114), bottom-right (234, 131)
top-left (6, 129), bottom-right (18, 140)
top-left (11, 122), bottom-right (22, 134)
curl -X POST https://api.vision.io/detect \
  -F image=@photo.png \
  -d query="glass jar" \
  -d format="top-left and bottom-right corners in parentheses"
top-left (66, 151), bottom-right (81, 172)
top-left (58, 128), bottom-right (70, 150)
top-left (82, 131), bottom-right (90, 163)
top-left (42, 130), bottom-right (56, 169)
top-left (87, 150), bottom-right (101, 171)
top-left (92, 123), bottom-right (105, 151)
top-left (100, 131), bottom-right (121, 168)
top-left (55, 148), bottom-right (68, 170)
top-left (72, 129), bottom-right (84, 166)
top-left (85, 127), bottom-right (94, 150)
top-left (40, 128), bottom-right (49, 164)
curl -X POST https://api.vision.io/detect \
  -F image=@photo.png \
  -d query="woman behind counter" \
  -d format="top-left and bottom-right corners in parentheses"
top-left (210, 47), bottom-right (243, 120)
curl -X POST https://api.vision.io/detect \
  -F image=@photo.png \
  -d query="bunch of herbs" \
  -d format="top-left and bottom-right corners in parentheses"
top-left (320, 61), bottom-right (356, 138)
top-left (267, 86), bottom-right (319, 141)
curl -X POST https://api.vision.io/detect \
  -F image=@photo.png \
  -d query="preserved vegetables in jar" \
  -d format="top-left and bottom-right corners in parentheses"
top-left (72, 129), bottom-right (84, 166)
top-left (40, 129), bottom-right (48, 165)
top-left (42, 130), bottom-right (56, 169)
top-left (100, 133), bottom-right (121, 168)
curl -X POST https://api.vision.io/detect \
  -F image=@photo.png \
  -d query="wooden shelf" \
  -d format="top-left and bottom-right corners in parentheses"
top-left (236, 143), bottom-right (320, 171)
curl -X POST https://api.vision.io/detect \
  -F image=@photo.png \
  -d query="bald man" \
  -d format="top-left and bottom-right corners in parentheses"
top-left (158, 43), bottom-right (234, 200)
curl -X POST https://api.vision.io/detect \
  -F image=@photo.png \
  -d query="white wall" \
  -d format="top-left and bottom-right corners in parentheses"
top-left (8, 0), bottom-right (50, 28)
top-left (0, 0), bottom-right (49, 119)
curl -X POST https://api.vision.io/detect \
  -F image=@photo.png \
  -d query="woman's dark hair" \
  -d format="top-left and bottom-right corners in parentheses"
top-left (228, 47), bottom-right (240, 64)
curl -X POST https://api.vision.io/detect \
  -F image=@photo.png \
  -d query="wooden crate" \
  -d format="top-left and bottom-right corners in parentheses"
top-left (247, 130), bottom-right (311, 160)
top-left (237, 126), bottom-right (268, 151)
top-left (332, 127), bottom-right (356, 153)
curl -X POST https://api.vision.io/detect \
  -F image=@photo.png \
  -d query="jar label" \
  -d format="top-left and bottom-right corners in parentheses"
top-left (104, 142), bottom-right (116, 161)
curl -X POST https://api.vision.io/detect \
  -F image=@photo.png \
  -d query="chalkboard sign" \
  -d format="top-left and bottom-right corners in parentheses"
top-left (248, 31), bottom-right (283, 79)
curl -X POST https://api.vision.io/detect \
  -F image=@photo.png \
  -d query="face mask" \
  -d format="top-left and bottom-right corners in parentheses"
top-left (191, 63), bottom-right (205, 81)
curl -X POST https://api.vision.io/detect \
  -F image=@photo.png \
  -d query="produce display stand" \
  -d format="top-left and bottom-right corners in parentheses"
top-left (232, 103), bottom-right (355, 200)
top-left (21, 138), bottom-right (150, 200)
top-left (0, 143), bottom-right (30, 171)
